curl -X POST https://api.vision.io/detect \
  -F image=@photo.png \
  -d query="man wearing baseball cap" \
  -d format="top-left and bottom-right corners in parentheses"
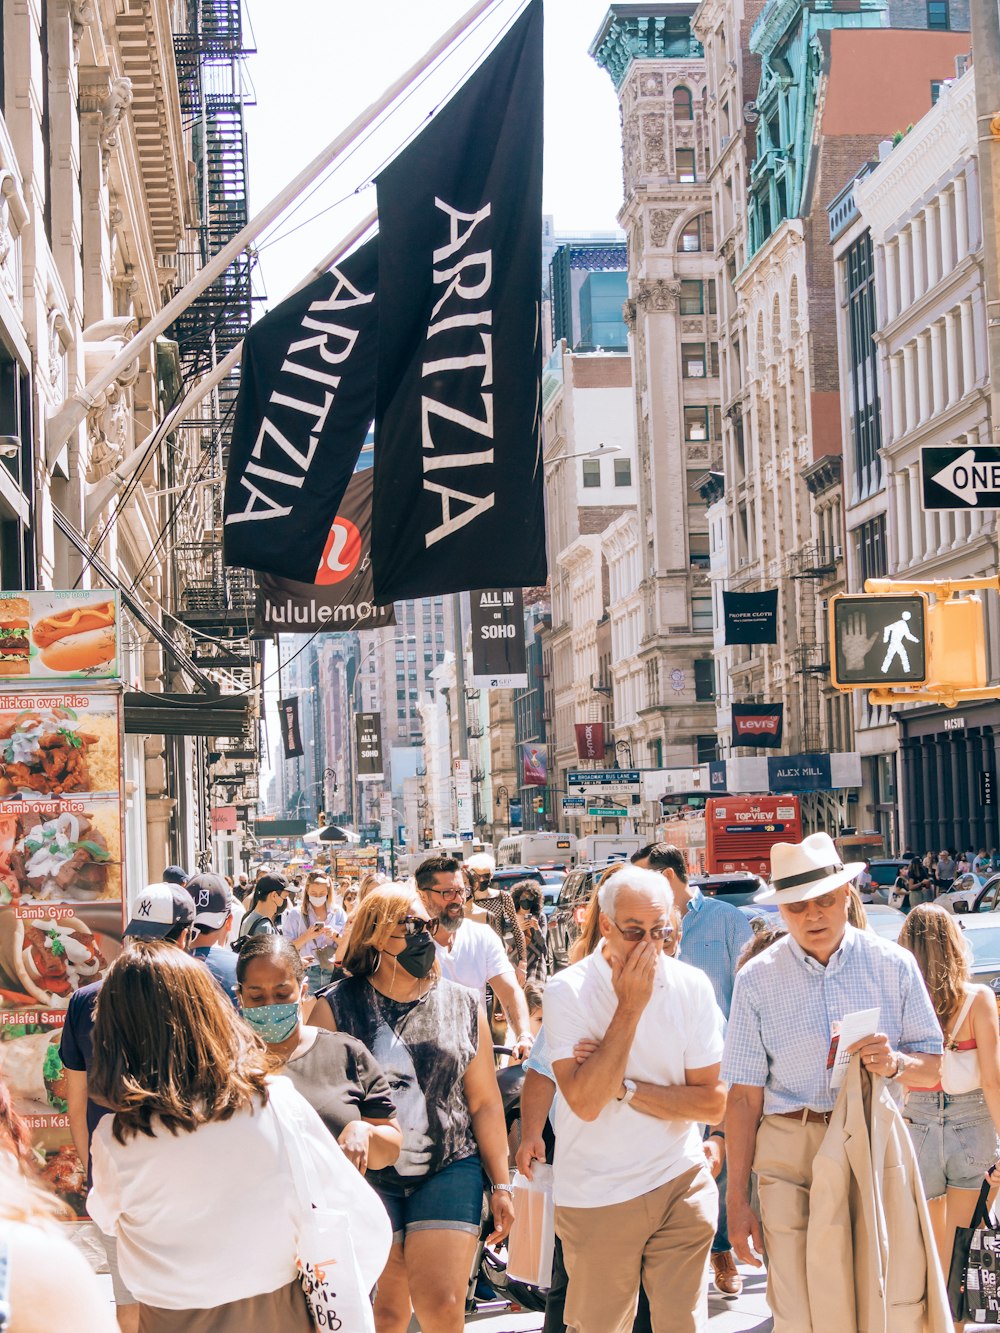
top-left (721, 832), bottom-right (943, 1330)
top-left (161, 864), bottom-right (191, 887)
top-left (60, 881), bottom-right (196, 1328)
top-left (187, 872), bottom-right (239, 1005)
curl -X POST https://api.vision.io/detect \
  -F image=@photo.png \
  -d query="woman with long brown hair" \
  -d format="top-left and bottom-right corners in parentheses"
top-left (899, 904), bottom-right (1000, 1311)
top-left (310, 883), bottom-right (513, 1333)
top-left (86, 941), bottom-right (390, 1333)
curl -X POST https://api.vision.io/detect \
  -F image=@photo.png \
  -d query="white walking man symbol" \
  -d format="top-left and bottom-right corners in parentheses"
top-left (881, 611), bottom-right (919, 675)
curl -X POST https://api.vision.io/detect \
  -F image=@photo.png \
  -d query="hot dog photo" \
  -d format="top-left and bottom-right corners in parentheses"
top-left (0, 591), bottom-right (120, 681)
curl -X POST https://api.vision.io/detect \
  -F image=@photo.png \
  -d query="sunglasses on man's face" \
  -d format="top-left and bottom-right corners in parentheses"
top-left (398, 915), bottom-right (439, 936)
top-left (609, 919), bottom-right (676, 944)
top-left (783, 891), bottom-right (841, 915)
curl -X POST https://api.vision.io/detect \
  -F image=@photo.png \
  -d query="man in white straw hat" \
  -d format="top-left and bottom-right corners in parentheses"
top-left (720, 831), bottom-right (943, 1331)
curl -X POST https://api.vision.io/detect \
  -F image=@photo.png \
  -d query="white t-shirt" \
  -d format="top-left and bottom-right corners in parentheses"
top-left (226, 896), bottom-right (245, 946)
top-left (543, 945), bottom-right (725, 1209)
top-left (434, 919), bottom-right (514, 1003)
top-left (87, 1075), bottom-right (387, 1309)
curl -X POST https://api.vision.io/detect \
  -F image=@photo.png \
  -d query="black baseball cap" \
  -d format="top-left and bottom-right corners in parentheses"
top-left (162, 865), bottom-right (191, 886)
top-left (187, 872), bottom-right (233, 932)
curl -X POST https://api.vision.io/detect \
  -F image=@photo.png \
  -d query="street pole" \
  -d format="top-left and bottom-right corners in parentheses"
top-left (45, 0), bottom-right (503, 455)
top-left (972, 0), bottom-right (1000, 440)
top-left (452, 593), bottom-right (469, 761)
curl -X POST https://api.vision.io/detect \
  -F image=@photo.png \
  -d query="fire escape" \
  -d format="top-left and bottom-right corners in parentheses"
top-left (169, 1), bottom-right (262, 846)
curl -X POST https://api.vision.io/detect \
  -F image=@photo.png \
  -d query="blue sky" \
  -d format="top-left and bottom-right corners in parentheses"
top-left (243, 0), bottom-right (626, 309)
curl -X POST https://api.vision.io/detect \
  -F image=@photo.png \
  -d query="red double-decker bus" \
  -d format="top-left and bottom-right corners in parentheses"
top-left (659, 795), bottom-right (803, 878)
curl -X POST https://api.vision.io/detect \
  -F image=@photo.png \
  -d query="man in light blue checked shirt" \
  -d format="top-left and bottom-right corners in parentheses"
top-left (722, 832), bottom-right (942, 1332)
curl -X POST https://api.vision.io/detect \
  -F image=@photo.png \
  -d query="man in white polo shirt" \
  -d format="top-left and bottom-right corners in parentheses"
top-left (414, 854), bottom-right (534, 1059)
top-left (544, 864), bottom-right (725, 1333)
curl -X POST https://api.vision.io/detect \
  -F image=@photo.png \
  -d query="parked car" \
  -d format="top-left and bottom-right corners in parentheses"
top-left (954, 915), bottom-right (1000, 1002)
top-left (869, 859), bottom-right (909, 892)
top-left (536, 871), bottom-right (565, 920)
top-left (489, 866), bottom-right (544, 892)
top-left (970, 874), bottom-right (1000, 914)
top-left (935, 872), bottom-right (992, 914)
top-left (691, 872), bottom-right (766, 908)
top-left (547, 864), bottom-right (603, 970)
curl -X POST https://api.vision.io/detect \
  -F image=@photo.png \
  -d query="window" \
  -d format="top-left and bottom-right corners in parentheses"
top-left (689, 533), bottom-right (710, 568)
top-left (676, 149), bottom-right (696, 184)
top-left (582, 458), bottom-right (601, 488)
top-left (708, 280), bottom-right (717, 315)
top-left (672, 85), bottom-right (693, 121)
top-left (855, 515), bottom-right (887, 584)
top-left (649, 738), bottom-right (664, 768)
top-left (694, 660), bottom-right (715, 702)
top-left (614, 457), bottom-right (632, 487)
top-left (396, 690), bottom-right (405, 702)
top-left (684, 407), bottom-right (709, 441)
top-left (692, 597), bottom-right (713, 631)
top-left (680, 281), bottom-right (704, 315)
top-left (679, 217), bottom-right (701, 252)
top-left (844, 232), bottom-right (883, 498)
top-left (683, 343), bottom-right (706, 377)
top-left (930, 80), bottom-right (944, 105)
top-left (696, 735), bottom-right (718, 764)
top-left (927, 0), bottom-right (949, 28)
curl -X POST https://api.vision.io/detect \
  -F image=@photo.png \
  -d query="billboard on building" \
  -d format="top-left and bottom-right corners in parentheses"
top-left (470, 589), bottom-right (528, 689)
top-left (356, 713), bottom-right (384, 780)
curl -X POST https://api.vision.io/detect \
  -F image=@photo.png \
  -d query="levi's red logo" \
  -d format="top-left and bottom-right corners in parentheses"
top-left (735, 715), bottom-right (781, 736)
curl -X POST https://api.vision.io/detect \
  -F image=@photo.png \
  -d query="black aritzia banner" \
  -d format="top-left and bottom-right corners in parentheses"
top-left (224, 236), bottom-right (378, 579)
top-left (723, 590), bottom-right (779, 645)
top-left (732, 702), bottom-right (784, 749)
top-left (254, 470), bottom-right (395, 635)
top-left (371, 0), bottom-right (546, 601)
top-left (278, 697), bottom-right (304, 759)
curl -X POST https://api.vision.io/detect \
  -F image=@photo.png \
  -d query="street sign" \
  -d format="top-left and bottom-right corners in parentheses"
top-left (588, 805), bottom-right (629, 817)
top-left (568, 769), bottom-right (641, 797)
top-left (380, 837), bottom-right (393, 849)
top-left (562, 796), bottom-right (586, 809)
top-left (922, 446), bottom-right (1000, 509)
top-left (830, 593), bottom-right (928, 688)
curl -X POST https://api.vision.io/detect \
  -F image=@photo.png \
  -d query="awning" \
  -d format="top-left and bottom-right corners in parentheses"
top-left (123, 692), bottom-right (250, 737)
top-left (303, 824), bottom-right (361, 846)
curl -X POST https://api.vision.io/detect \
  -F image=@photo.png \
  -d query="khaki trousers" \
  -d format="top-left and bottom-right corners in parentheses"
top-left (555, 1164), bottom-right (717, 1333)
top-left (753, 1114), bottom-right (828, 1333)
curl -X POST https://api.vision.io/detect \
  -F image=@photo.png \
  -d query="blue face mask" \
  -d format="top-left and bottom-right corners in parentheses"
top-left (241, 1000), bottom-right (299, 1044)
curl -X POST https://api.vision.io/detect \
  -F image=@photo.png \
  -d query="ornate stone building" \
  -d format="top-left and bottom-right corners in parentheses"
top-left (591, 3), bottom-right (721, 776)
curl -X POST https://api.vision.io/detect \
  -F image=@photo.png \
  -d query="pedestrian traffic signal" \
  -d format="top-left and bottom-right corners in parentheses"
top-left (830, 594), bottom-right (928, 688)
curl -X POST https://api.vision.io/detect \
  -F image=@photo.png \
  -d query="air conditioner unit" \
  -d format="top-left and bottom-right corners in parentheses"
top-left (833, 544), bottom-right (843, 560)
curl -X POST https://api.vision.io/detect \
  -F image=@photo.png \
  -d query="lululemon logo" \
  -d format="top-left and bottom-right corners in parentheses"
top-left (315, 518), bottom-right (362, 586)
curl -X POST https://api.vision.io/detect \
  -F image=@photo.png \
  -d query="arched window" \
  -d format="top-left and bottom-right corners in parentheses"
top-left (672, 85), bottom-right (693, 121)
top-left (679, 216), bottom-right (701, 252)
top-left (771, 294), bottom-right (782, 358)
top-left (789, 277), bottom-right (801, 341)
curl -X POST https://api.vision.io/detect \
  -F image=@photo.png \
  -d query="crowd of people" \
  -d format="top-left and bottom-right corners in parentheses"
top-left (1, 835), bottom-right (999, 1332)
top-left (888, 847), bottom-right (1000, 910)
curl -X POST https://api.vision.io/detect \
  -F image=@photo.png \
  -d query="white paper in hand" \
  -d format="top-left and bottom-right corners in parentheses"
top-left (830, 1007), bottom-right (880, 1089)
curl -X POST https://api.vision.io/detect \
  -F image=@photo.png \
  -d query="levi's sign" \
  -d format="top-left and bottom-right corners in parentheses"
top-left (922, 446), bottom-right (1000, 510)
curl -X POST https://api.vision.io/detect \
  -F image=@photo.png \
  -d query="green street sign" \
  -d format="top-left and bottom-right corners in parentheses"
top-left (588, 806), bottom-right (628, 817)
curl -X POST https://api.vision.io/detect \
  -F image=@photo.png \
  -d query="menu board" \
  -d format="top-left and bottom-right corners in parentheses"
top-left (0, 590), bottom-right (120, 682)
top-left (0, 613), bottom-right (125, 1215)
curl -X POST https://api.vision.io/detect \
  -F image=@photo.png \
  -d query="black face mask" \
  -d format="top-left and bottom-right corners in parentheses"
top-left (396, 931), bottom-right (436, 979)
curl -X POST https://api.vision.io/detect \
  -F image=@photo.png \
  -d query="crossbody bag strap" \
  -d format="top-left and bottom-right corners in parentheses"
top-left (948, 990), bottom-right (977, 1045)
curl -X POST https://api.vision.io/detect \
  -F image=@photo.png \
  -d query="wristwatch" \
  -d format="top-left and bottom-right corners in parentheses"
top-left (491, 1182), bottom-right (514, 1196)
top-left (617, 1078), bottom-right (637, 1105)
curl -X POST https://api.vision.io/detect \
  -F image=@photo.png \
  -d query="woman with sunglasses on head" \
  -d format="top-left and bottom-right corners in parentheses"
top-left (236, 934), bottom-right (401, 1173)
top-left (281, 871), bottom-right (346, 993)
top-left (310, 883), bottom-right (513, 1333)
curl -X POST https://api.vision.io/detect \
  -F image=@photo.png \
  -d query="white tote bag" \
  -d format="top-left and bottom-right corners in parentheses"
top-left (506, 1165), bottom-right (555, 1289)
top-left (270, 1082), bottom-right (392, 1331)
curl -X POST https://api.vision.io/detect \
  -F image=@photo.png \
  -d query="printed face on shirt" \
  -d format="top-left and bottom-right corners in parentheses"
top-left (778, 886), bottom-right (850, 962)
top-left (600, 886), bottom-right (674, 964)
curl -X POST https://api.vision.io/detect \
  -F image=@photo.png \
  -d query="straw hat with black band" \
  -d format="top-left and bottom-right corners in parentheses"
top-left (754, 831), bottom-right (866, 905)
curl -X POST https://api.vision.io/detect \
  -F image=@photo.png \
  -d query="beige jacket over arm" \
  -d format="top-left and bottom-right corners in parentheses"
top-left (806, 1056), bottom-right (951, 1333)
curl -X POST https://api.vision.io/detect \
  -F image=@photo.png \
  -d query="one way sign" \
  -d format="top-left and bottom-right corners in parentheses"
top-left (922, 445), bottom-right (1000, 509)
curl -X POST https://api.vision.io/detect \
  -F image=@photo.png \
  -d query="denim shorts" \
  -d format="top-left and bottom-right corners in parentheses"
top-left (372, 1154), bottom-right (487, 1246)
top-left (904, 1090), bottom-right (1000, 1198)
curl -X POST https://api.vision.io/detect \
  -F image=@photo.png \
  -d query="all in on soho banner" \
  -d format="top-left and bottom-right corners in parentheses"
top-left (767, 753), bottom-right (832, 792)
top-left (470, 589), bottom-right (528, 688)
top-left (575, 722), bottom-right (605, 761)
top-left (355, 713), bottom-right (384, 780)
top-left (732, 702), bottom-right (784, 749)
top-left (224, 236), bottom-right (378, 580)
top-left (255, 470), bottom-right (395, 634)
top-left (371, 0), bottom-right (546, 601)
top-left (723, 590), bottom-right (779, 645)
top-left (523, 742), bottom-right (547, 788)
top-left (278, 697), bottom-right (304, 759)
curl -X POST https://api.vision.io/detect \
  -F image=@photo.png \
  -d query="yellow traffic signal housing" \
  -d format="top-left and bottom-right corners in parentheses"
top-left (926, 595), bottom-right (986, 691)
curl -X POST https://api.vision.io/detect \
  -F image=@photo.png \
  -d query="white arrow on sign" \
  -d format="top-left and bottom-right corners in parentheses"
top-left (930, 449), bottom-right (1000, 506)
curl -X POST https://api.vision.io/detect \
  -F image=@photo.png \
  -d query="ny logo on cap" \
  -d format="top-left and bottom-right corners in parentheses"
top-left (137, 898), bottom-right (152, 917)
top-left (197, 889), bottom-right (211, 907)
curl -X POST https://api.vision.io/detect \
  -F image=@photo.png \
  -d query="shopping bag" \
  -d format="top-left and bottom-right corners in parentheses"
top-left (948, 1173), bottom-right (1000, 1322)
top-left (507, 1165), bottom-right (555, 1289)
top-left (270, 1083), bottom-right (390, 1331)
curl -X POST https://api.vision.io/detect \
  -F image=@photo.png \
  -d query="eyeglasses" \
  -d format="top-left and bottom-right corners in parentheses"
top-left (423, 886), bottom-right (465, 901)
top-left (399, 915), bottom-right (439, 936)
top-left (609, 919), bottom-right (676, 944)
top-left (783, 891), bottom-right (841, 915)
